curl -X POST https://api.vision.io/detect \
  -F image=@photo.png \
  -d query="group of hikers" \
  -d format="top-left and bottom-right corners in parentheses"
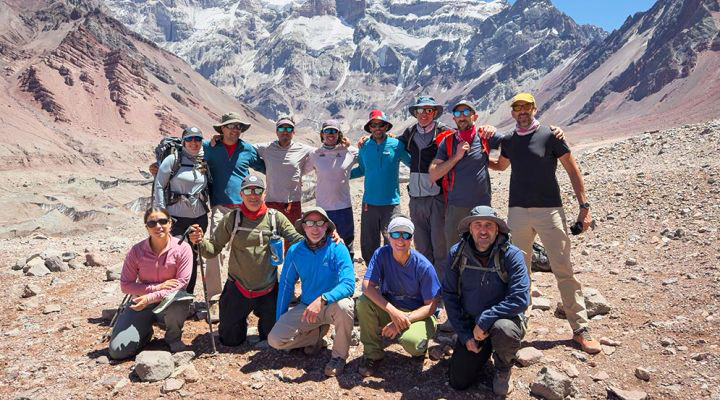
top-left (107, 92), bottom-right (599, 395)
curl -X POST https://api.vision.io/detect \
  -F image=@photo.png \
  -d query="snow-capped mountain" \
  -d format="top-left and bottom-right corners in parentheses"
top-left (103, 0), bottom-right (603, 130)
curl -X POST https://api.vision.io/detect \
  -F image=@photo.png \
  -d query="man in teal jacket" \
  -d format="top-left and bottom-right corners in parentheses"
top-left (268, 207), bottom-right (355, 377)
top-left (351, 110), bottom-right (411, 265)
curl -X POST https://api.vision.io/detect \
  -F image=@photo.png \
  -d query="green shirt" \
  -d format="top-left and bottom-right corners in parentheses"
top-left (199, 209), bottom-right (304, 291)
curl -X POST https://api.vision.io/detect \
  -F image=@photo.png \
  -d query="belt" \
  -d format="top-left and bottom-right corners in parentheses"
top-left (233, 279), bottom-right (275, 299)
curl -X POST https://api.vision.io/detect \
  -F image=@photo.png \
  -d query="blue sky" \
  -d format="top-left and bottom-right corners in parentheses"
top-left (508, 0), bottom-right (657, 32)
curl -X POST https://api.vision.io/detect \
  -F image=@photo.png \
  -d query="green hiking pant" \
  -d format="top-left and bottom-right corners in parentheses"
top-left (356, 294), bottom-right (437, 360)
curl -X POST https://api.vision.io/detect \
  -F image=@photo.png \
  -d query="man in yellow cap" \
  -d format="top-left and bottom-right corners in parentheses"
top-left (495, 93), bottom-right (601, 354)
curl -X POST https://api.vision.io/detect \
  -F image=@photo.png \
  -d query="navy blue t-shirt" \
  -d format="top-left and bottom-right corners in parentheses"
top-left (364, 246), bottom-right (441, 310)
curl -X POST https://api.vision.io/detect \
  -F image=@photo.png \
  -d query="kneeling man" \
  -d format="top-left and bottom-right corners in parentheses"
top-left (443, 206), bottom-right (530, 395)
top-left (356, 215), bottom-right (441, 377)
top-left (268, 207), bottom-right (355, 377)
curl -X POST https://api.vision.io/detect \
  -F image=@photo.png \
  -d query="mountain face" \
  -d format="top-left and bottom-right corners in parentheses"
top-left (103, 0), bottom-right (604, 130)
top-left (0, 0), bottom-right (272, 170)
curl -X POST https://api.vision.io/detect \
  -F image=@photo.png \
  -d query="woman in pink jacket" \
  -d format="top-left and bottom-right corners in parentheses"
top-left (108, 207), bottom-right (193, 359)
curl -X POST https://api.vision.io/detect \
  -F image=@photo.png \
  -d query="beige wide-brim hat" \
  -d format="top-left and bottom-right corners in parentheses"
top-left (294, 206), bottom-right (336, 236)
top-left (213, 112), bottom-right (251, 133)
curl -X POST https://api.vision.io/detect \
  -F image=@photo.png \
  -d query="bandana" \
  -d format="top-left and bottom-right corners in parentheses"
top-left (455, 125), bottom-right (477, 144)
top-left (516, 118), bottom-right (540, 136)
top-left (240, 203), bottom-right (268, 221)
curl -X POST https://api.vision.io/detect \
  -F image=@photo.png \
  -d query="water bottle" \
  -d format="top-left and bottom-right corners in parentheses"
top-left (269, 234), bottom-right (284, 266)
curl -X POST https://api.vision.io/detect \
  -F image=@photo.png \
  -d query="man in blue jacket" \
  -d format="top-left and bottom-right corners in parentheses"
top-left (351, 110), bottom-right (410, 265)
top-left (268, 207), bottom-right (355, 377)
top-left (442, 206), bottom-right (530, 396)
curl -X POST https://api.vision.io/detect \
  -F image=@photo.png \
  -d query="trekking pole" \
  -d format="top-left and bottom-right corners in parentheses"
top-left (101, 293), bottom-right (131, 343)
top-left (195, 243), bottom-right (218, 354)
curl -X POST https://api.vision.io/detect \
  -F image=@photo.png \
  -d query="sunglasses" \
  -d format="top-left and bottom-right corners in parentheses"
top-left (511, 103), bottom-right (535, 112)
top-left (241, 187), bottom-right (264, 195)
top-left (453, 109), bottom-right (474, 118)
top-left (225, 123), bottom-right (245, 130)
top-left (389, 231), bottom-right (413, 240)
top-left (415, 108), bottom-right (436, 114)
top-left (183, 136), bottom-right (202, 143)
top-left (368, 122), bottom-right (387, 129)
top-left (277, 126), bottom-right (294, 133)
top-left (303, 220), bottom-right (327, 227)
top-left (146, 218), bottom-right (170, 228)
top-left (321, 129), bottom-right (339, 135)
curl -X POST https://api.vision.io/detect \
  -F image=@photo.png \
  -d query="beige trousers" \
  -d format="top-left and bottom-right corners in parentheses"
top-left (205, 205), bottom-right (233, 301)
top-left (507, 207), bottom-right (589, 332)
top-left (268, 298), bottom-right (354, 359)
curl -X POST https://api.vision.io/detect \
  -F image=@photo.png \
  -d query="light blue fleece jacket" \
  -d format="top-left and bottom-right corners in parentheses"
top-left (203, 140), bottom-right (265, 207)
top-left (350, 136), bottom-right (410, 206)
top-left (276, 237), bottom-right (355, 319)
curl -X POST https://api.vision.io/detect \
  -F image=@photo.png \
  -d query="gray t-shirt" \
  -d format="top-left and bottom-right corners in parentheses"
top-left (435, 133), bottom-right (503, 208)
top-left (255, 141), bottom-right (315, 203)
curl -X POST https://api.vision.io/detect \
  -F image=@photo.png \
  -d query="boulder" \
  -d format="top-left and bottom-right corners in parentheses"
top-left (532, 297), bottom-right (552, 311)
top-left (583, 287), bottom-right (611, 317)
top-left (134, 350), bottom-right (175, 382)
top-left (24, 258), bottom-right (51, 277)
top-left (530, 367), bottom-right (576, 400)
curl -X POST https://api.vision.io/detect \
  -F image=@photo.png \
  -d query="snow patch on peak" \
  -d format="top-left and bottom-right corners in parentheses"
top-left (281, 16), bottom-right (355, 51)
top-left (261, 0), bottom-right (307, 12)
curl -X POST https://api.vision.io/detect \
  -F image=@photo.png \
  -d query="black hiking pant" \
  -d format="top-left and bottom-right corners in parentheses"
top-left (448, 316), bottom-right (525, 390)
top-left (218, 280), bottom-right (278, 347)
top-left (171, 214), bottom-right (208, 295)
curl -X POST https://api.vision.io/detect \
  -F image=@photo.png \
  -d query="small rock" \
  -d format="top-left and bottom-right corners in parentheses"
top-left (561, 362), bottom-right (579, 378)
top-left (171, 363), bottom-right (200, 383)
top-left (635, 367), bottom-right (651, 381)
top-left (581, 249), bottom-right (590, 256)
top-left (677, 345), bottom-right (688, 352)
top-left (99, 375), bottom-right (123, 388)
top-left (105, 265), bottom-right (122, 281)
top-left (583, 288), bottom-right (611, 317)
top-left (250, 371), bottom-right (265, 381)
top-left (24, 258), bottom-right (51, 277)
top-left (625, 258), bottom-right (638, 266)
top-left (50, 276), bottom-right (64, 285)
top-left (531, 288), bottom-right (544, 297)
top-left (591, 371), bottom-right (609, 381)
top-left (607, 386), bottom-right (648, 400)
top-left (350, 327), bottom-right (360, 346)
top-left (661, 347), bottom-right (677, 356)
top-left (22, 284), bottom-right (42, 298)
top-left (532, 297), bottom-right (552, 311)
top-left (162, 378), bottom-right (184, 394)
top-left (428, 346), bottom-right (445, 361)
top-left (172, 351), bottom-right (196, 367)
top-left (68, 260), bottom-right (83, 269)
top-left (96, 355), bottom-right (110, 365)
top-left (600, 337), bottom-right (622, 346)
top-left (44, 256), bottom-right (68, 272)
top-left (85, 253), bottom-right (104, 267)
top-left (530, 367), bottom-right (576, 400)
top-left (570, 351), bottom-right (587, 362)
top-left (61, 251), bottom-right (77, 262)
top-left (690, 352), bottom-right (710, 361)
top-left (134, 351), bottom-right (175, 382)
top-left (251, 381), bottom-right (264, 390)
top-left (516, 347), bottom-right (544, 367)
top-left (12, 258), bottom-right (25, 271)
top-left (43, 304), bottom-right (61, 314)
top-left (660, 337), bottom-right (675, 347)
top-left (602, 345), bottom-right (616, 355)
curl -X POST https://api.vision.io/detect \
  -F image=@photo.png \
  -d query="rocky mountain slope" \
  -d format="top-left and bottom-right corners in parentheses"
top-left (0, 0), bottom-right (275, 171)
top-left (1, 119), bottom-right (718, 399)
top-left (103, 0), bottom-right (604, 130)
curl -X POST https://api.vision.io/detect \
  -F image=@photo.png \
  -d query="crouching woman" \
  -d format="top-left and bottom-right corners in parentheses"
top-left (108, 207), bottom-right (193, 359)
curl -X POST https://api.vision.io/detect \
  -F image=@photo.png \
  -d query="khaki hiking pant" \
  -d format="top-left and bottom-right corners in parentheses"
top-left (268, 298), bottom-right (354, 359)
top-left (507, 207), bottom-right (589, 332)
top-left (205, 205), bottom-right (234, 302)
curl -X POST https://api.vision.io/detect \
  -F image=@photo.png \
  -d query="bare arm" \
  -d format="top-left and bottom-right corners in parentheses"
top-left (559, 152), bottom-right (592, 231)
top-left (406, 297), bottom-right (439, 323)
top-left (491, 155), bottom-right (511, 171)
top-left (362, 279), bottom-right (411, 331)
top-left (428, 143), bottom-right (468, 182)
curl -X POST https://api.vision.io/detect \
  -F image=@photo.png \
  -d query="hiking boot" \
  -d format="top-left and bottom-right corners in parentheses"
top-left (208, 301), bottom-right (220, 323)
top-left (167, 340), bottom-right (187, 353)
top-left (573, 328), bottom-right (601, 354)
top-left (304, 325), bottom-right (330, 356)
top-left (493, 368), bottom-right (514, 396)
top-left (324, 357), bottom-right (346, 377)
top-left (358, 357), bottom-right (382, 377)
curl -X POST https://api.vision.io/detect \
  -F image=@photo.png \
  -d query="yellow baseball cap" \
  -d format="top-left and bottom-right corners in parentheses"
top-left (511, 93), bottom-right (536, 105)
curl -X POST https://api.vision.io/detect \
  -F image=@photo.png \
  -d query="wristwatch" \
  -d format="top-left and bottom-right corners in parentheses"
top-left (579, 202), bottom-right (590, 209)
top-left (320, 295), bottom-right (327, 305)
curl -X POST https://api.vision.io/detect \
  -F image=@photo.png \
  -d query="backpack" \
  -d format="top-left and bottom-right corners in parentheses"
top-left (151, 137), bottom-right (212, 212)
top-left (449, 233), bottom-right (511, 290)
top-left (227, 208), bottom-right (279, 254)
top-left (530, 241), bottom-right (551, 272)
top-left (434, 130), bottom-right (490, 205)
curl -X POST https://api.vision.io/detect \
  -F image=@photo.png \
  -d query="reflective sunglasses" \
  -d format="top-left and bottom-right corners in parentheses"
top-left (321, 129), bottom-right (339, 135)
top-left (146, 218), bottom-right (170, 228)
top-left (415, 108), bottom-right (436, 114)
top-left (452, 109), bottom-right (474, 118)
top-left (183, 136), bottom-right (202, 143)
top-left (303, 220), bottom-right (327, 227)
top-left (225, 123), bottom-right (245, 130)
top-left (511, 103), bottom-right (534, 112)
top-left (241, 187), bottom-right (264, 195)
top-left (389, 231), bottom-right (413, 240)
top-left (277, 126), bottom-right (294, 133)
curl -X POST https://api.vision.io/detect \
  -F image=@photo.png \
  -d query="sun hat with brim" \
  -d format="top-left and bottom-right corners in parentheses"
top-left (511, 92), bottom-right (536, 105)
top-left (294, 206), bottom-right (336, 236)
top-left (276, 117), bottom-right (296, 128)
top-left (213, 112), bottom-right (251, 133)
top-left (452, 100), bottom-right (477, 114)
top-left (408, 96), bottom-right (443, 119)
top-left (388, 216), bottom-right (415, 235)
top-left (363, 110), bottom-right (394, 133)
top-left (239, 174), bottom-right (265, 191)
top-left (457, 205), bottom-right (510, 234)
top-left (182, 126), bottom-right (203, 139)
top-left (321, 119), bottom-right (342, 132)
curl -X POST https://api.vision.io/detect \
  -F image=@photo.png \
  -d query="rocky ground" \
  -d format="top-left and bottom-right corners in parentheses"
top-left (1, 119), bottom-right (719, 400)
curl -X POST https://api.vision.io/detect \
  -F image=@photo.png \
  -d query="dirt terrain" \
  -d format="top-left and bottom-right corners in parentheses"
top-left (0, 120), bottom-right (719, 399)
